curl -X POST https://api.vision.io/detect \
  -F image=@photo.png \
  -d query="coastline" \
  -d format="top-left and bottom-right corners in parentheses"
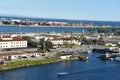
top-left (0, 55), bottom-right (87, 71)
top-left (0, 57), bottom-right (57, 71)
top-left (0, 25), bottom-right (117, 29)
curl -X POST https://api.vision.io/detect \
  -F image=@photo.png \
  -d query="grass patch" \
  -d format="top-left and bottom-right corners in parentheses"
top-left (0, 57), bottom-right (56, 71)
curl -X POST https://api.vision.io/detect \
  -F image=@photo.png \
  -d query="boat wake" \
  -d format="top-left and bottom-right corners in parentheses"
top-left (57, 66), bottom-right (120, 77)
top-left (57, 72), bottom-right (68, 76)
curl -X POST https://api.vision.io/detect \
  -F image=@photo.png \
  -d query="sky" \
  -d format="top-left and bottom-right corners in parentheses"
top-left (0, 0), bottom-right (120, 21)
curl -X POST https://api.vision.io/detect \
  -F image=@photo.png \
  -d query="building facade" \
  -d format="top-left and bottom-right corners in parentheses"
top-left (49, 37), bottom-right (81, 47)
top-left (0, 36), bottom-right (27, 49)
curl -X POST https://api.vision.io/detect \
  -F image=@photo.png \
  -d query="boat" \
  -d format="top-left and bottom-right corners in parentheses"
top-left (57, 72), bottom-right (68, 76)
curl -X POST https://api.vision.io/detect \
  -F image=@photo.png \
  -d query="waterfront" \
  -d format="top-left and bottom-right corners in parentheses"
top-left (0, 53), bottom-right (120, 80)
top-left (0, 21), bottom-right (120, 80)
top-left (1, 0), bottom-right (120, 80)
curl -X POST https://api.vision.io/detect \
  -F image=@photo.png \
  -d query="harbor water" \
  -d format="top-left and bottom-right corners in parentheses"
top-left (0, 53), bottom-right (120, 80)
top-left (0, 26), bottom-right (84, 33)
top-left (0, 26), bottom-right (119, 34)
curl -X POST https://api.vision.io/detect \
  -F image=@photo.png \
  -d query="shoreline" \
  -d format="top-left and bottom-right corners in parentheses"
top-left (0, 57), bottom-right (57, 71)
top-left (0, 56), bottom-right (87, 71)
top-left (0, 58), bottom-right (71, 71)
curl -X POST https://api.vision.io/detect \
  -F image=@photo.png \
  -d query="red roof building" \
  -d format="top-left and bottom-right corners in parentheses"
top-left (0, 36), bottom-right (27, 49)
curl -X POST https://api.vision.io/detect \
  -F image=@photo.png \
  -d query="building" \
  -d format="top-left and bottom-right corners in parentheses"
top-left (24, 51), bottom-right (40, 57)
top-left (48, 37), bottom-right (81, 47)
top-left (0, 50), bottom-right (40, 61)
top-left (59, 54), bottom-right (72, 60)
top-left (0, 36), bottom-right (27, 49)
top-left (0, 52), bottom-right (24, 60)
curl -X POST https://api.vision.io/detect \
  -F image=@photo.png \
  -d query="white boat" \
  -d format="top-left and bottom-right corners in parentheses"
top-left (57, 72), bottom-right (68, 76)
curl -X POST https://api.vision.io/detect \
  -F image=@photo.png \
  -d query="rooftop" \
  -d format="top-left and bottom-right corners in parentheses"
top-left (0, 36), bottom-right (26, 42)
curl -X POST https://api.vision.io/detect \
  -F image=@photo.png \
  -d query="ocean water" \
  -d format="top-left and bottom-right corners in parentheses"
top-left (0, 53), bottom-right (120, 80)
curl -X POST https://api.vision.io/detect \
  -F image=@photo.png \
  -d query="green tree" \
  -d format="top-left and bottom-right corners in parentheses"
top-left (111, 28), bottom-right (116, 34)
top-left (45, 40), bottom-right (54, 51)
top-left (81, 35), bottom-right (87, 42)
top-left (92, 39), bottom-right (98, 45)
top-left (69, 36), bottom-right (75, 43)
top-left (38, 39), bottom-right (53, 52)
top-left (99, 34), bottom-right (104, 41)
top-left (22, 36), bottom-right (39, 47)
top-left (40, 38), bottom-right (46, 50)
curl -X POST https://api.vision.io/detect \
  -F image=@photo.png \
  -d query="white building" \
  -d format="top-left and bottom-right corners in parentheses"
top-left (0, 36), bottom-right (27, 49)
top-left (60, 54), bottom-right (72, 60)
top-left (49, 37), bottom-right (81, 46)
top-left (0, 50), bottom-right (40, 60)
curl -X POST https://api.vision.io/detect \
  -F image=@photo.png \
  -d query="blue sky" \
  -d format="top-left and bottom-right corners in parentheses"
top-left (0, 0), bottom-right (120, 21)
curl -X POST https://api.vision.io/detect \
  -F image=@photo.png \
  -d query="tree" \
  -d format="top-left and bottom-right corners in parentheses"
top-left (92, 39), bottom-right (98, 45)
top-left (81, 35), bottom-right (87, 42)
top-left (40, 38), bottom-right (46, 50)
top-left (39, 39), bottom-right (53, 52)
top-left (45, 40), bottom-right (54, 51)
top-left (99, 34), bottom-right (104, 41)
top-left (69, 36), bottom-right (75, 43)
top-left (64, 42), bottom-right (73, 48)
top-left (111, 28), bottom-right (116, 35)
top-left (22, 36), bottom-right (39, 47)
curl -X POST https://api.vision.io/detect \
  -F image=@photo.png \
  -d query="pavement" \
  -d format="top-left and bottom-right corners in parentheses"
top-left (2, 44), bottom-right (105, 63)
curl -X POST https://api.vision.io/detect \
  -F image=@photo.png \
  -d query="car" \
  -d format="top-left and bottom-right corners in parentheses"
top-left (22, 56), bottom-right (27, 58)
top-left (31, 55), bottom-right (36, 58)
